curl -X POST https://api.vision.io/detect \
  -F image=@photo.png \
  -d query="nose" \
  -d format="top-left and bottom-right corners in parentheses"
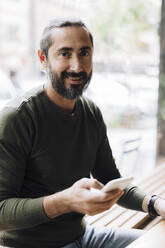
top-left (69, 56), bottom-right (83, 73)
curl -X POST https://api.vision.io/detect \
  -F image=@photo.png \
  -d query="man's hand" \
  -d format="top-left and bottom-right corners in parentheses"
top-left (43, 178), bottom-right (124, 219)
top-left (65, 178), bottom-right (124, 216)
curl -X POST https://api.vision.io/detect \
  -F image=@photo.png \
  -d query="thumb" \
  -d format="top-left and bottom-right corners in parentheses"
top-left (75, 178), bottom-right (104, 190)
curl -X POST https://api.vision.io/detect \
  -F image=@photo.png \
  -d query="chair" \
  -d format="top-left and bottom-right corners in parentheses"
top-left (118, 137), bottom-right (141, 177)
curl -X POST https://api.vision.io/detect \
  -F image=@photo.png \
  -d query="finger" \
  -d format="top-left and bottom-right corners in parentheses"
top-left (88, 191), bottom-right (123, 211)
top-left (108, 193), bottom-right (123, 206)
top-left (85, 192), bottom-right (124, 216)
top-left (95, 189), bottom-right (124, 202)
top-left (89, 179), bottom-right (104, 190)
top-left (98, 194), bottom-right (122, 210)
top-left (87, 198), bottom-right (119, 216)
top-left (77, 178), bottom-right (104, 190)
top-left (87, 188), bottom-right (123, 204)
top-left (107, 189), bottom-right (124, 198)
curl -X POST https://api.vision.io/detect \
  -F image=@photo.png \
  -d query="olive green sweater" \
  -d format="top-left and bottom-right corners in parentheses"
top-left (0, 86), bottom-right (145, 247)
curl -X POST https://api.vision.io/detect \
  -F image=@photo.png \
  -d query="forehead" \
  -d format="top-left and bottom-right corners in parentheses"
top-left (50, 26), bottom-right (92, 51)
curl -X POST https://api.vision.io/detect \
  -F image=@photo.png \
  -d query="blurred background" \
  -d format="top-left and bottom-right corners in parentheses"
top-left (0, 0), bottom-right (163, 180)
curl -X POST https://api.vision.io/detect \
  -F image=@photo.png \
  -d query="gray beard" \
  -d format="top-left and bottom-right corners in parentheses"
top-left (47, 65), bottom-right (92, 100)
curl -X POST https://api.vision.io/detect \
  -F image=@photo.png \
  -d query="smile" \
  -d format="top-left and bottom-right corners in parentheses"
top-left (65, 75), bottom-right (84, 83)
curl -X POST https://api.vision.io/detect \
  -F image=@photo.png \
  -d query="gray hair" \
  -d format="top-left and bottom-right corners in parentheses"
top-left (40, 18), bottom-right (93, 58)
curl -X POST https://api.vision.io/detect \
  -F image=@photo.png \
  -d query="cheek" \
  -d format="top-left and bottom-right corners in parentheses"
top-left (51, 61), bottom-right (69, 74)
top-left (84, 59), bottom-right (92, 73)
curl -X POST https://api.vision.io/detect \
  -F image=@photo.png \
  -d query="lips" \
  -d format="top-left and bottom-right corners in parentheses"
top-left (66, 75), bottom-right (84, 82)
top-left (64, 74), bottom-right (85, 85)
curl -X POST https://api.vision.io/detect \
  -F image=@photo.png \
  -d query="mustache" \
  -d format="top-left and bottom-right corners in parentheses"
top-left (62, 71), bottom-right (87, 79)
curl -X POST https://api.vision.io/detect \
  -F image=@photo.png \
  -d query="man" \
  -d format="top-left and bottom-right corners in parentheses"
top-left (0, 18), bottom-right (165, 248)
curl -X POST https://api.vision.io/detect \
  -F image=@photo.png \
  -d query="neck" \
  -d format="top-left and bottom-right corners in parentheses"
top-left (44, 82), bottom-right (76, 113)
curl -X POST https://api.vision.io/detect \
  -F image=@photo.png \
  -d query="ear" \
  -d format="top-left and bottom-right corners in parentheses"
top-left (38, 49), bottom-right (46, 63)
top-left (38, 50), bottom-right (47, 72)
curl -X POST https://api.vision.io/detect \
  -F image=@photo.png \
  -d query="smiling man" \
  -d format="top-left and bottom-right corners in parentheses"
top-left (40, 22), bottom-right (93, 111)
top-left (0, 18), bottom-right (165, 248)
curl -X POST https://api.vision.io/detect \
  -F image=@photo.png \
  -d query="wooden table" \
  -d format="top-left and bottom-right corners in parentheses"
top-left (126, 219), bottom-right (165, 248)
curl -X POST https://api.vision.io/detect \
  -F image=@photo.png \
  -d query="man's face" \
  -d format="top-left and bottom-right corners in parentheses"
top-left (46, 26), bottom-right (93, 100)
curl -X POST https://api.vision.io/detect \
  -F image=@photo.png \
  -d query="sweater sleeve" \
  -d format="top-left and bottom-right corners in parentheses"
top-left (117, 184), bottom-right (146, 211)
top-left (91, 105), bottom-right (146, 212)
top-left (0, 107), bottom-right (50, 231)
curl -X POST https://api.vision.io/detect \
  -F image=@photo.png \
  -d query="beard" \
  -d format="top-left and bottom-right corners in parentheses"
top-left (47, 63), bottom-right (92, 100)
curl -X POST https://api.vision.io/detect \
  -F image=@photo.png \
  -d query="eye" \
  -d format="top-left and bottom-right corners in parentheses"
top-left (80, 50), bottom-right (90, 57)
top-left (61, 52), bottom-right (71, 58)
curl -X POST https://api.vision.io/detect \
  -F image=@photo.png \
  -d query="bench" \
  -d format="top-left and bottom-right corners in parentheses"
top-left (85, 164), bottom-right (165, 231)
top-left (126, 220), bottom-right (165, 248)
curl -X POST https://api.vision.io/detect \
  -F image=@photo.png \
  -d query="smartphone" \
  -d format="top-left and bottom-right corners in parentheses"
top-left (102, 176), bottom-right (133, 193)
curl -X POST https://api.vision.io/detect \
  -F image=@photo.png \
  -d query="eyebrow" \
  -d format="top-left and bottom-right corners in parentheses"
top-left (80, 46), bottom-right (91, 51)
top-left (57, 46), bottom-right (91, 53)
top-left (57, 47), bottom-right (72, 52)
